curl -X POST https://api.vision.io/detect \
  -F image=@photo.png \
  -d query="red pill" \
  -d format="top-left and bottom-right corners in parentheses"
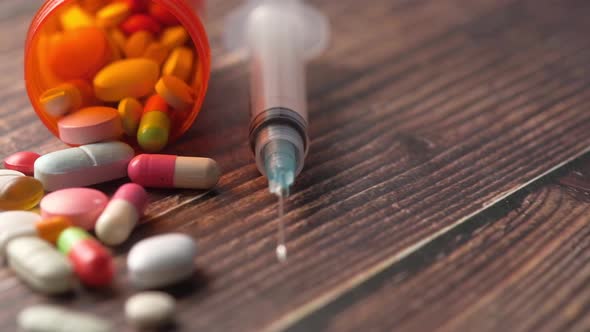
top-left (4, 152), bottom-right (40, 176)
top-left (57, 227), bottom-right (114, 287)
top-left (149, 2), bottom-right (179, 26)
top-left (120, 0), bottom-right (148, 13)
top-left (144, 94), bottom-right (169, 113)
top-left (120, 14), bottom-right (161, 35)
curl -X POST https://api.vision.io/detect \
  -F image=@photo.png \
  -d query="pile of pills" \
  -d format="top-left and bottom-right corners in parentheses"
top-left (2, 140), bottom-right (219, 330)
top-left (36, 0), bottom-right (200, 152)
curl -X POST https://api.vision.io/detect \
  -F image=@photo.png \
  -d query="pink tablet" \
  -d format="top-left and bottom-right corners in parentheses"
top-left (3, 151), bottom-right (40, 176)
top-left (40, 188), bottom-right (108, 230)
top-left (58, 106), bottom-right (123, 145)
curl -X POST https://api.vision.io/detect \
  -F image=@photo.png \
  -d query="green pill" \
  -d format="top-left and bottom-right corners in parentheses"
top-left (57, 227), bottom-right (90, 254)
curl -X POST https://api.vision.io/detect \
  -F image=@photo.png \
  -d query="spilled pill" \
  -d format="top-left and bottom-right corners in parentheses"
top-left (35, 216), bottom-right (72, 244)
top-left (34, 141), bottom-right (134, 191)
top-left (126, 291), bottom-right (176, 328)
top-left (7, 237), bottom-right (74, 294)
top-left (156, 75), bottom-right (195, 111)
top-left (19, 305), bottom-right (113, 332)
top-left (58, 106), bottom-right (123, 145)
top-left (4, 151), bottom-right (40, 176)
top-left (0, 170), bottom-right (44, 211)
top-left (137, 94), bottom-right (171, 152)
top-left (118, 97), bottom-right (143, 136)
top-left (128, 154), bottom-right (221, 189)
top-left (96, 183), bottom-right (148, 246)
top-left (40, 188), bottom-right (108, 230)
top-left (93, 58), bottom-right (160, 101)
top-left (58, 227), bottom-right (114, 287)
top-left (127, 233), bottom-right (197, 289)
top-left (0, 211), bottom-right (41, 257)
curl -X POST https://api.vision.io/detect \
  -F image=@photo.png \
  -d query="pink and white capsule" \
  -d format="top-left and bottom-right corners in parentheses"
top-left (95, 183), bottom-right (148, 246)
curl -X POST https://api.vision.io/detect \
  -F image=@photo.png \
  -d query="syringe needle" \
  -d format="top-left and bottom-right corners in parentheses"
top-left (276, 193), bottom-right (287, 262)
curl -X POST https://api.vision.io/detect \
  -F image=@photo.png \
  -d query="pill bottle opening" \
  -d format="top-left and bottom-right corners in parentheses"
top-left (25, 0), bottom-right (211, 149)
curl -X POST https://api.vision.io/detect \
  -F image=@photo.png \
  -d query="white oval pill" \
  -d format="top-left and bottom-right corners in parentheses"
top-left (19, 305), bottom-right (113, 332)
top-left (34, 141), bottom-right (135, 191)
top-left (0, 211), bottom-right (40, 257)
top-left (125, 291), bottom-right (176, 328)
top-left (127, 233), bottom-right (197, 289)
top-left (7, 237), bottom-right (74, 294)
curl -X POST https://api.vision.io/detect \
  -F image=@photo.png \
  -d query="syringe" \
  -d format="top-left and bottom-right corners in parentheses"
top-left (224, 0), bottom-right (330, 261)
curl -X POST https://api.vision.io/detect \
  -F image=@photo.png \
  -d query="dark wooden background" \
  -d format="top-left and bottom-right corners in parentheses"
top-left (2, 0), bottom-right (590, 331)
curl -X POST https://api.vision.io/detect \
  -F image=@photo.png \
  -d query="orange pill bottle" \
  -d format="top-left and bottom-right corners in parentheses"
top-left (24, 0), bottom-right (210, 146)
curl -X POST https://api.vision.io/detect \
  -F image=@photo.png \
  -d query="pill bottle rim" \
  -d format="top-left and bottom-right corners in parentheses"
top-left (24, 0), bottom-right (211, 146)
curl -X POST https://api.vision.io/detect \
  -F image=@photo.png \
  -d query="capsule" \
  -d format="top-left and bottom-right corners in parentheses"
top-left (34, 141), bottom-right (134, 191)
top-left (57, 227), bottom-right (114, 287)
top-left (0, 170), bottom-right (44, 211)
top-left (137, 95), bottom-right (171, 152)
top-left (128, 154), bottom-right (221, 189)
top-left (118, 97), bottom-right (143, 136)
top-left (7, 237), bottom-right (74, 294)
top-left (95, 183), bottom-right (148, 246)
top-left (19, 305), bottom-right (113, 332)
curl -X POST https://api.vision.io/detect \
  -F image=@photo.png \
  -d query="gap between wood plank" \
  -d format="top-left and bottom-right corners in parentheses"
top-left (263, 146), bottom-right (590, 332)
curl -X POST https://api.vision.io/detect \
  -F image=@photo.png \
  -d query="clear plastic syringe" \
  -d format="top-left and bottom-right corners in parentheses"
top-left (224, 0), bottom-right (330, 261)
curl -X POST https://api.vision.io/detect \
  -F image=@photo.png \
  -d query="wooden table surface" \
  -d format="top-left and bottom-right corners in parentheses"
top-left (2, 0), bottom-right (590, 331)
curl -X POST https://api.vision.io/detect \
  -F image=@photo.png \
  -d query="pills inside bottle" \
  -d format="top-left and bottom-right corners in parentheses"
top-left (25, 0), bottom-right (210, 152)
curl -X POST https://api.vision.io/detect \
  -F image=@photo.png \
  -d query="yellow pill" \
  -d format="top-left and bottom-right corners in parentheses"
top-left (60, 5), bottom-right (94, 30)
top-left (160, 26), bottom-right (189, 50)
top-left (137, 111), bottom-right (171, 152)
top-left (0, 170), bottom-right (44, 211)
top-left (96, 3), bottom-right (131, 28)
top-left (143, 42), bottom-right (170, 66)
top-left (155, 75), bottom-right (195, 111)
top-left (94, 59), bottom-right (160, 102)
top-left (40, 83), bottom-right (83, 118)
top-left (109, 28), bottom-right (127, 53)
top-left (162, 47), bottom-right (194, 82)
top-left (118, 98), bottom-right (143, 136)
top-left (124, 31), bottom-right (154, 58)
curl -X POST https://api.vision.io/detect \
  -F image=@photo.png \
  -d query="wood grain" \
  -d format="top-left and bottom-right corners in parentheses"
top-left (1, 0), bottom-right (590, 331)
top-left (288, 157), bottom-right (590, 332)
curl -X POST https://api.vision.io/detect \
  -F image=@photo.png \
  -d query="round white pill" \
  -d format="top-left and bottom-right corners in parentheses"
top-left (125, 291), bottom-right (176, 328)
top-left (127, 233), bottom-right (197, 289)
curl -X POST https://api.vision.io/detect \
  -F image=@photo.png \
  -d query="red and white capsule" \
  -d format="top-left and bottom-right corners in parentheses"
top-left (128, 154), bottom-right (221, 190)
top-left (95, 183), bottom-right (148, 246)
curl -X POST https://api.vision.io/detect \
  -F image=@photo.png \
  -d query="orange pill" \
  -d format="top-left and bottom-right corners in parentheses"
top-left (155, 75), bottom-right (195, 111)
top-left (96, 2), bottom-right (131, 28)
top-left (143, 42), bottom-right (170, 66)
top-left (35, 217), bottom-right (72, 244)
top-left (60, 5), bottom-right (94, 31)
top-left (145, 94), bottom-right (170, 113)
top-left (148, 2), bottom-right (179, 26)
top-left (109, 28), bottom-right (127, 52)
top-left (124, 31), bottom-right (154, 58)
top-left (162, 47), bottom-right (194, 82)
top-left (58, 107), bottom-right (123, 145)
top-left (120, 14), bottom-right (161, 35)
top-left (160, 26), bottom-right (189, 50)
top-left (47, 27), bottom-right (111, 80)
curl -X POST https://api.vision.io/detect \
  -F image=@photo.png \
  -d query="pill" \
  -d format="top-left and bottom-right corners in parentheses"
top-left (109, 28), bottom-right (127, 52)
top-left (0, 211), bottom-right (41, 257)
top-left (160, 25), bottom-right (189, 50)
top-left (124, 30), bottom-right (154, 58)
top-left (60, 5), bottom-right (95, 30)
top-left (7, 237), bottom-right (74, 294)
top-left (156, 75), bottom-right (195, 111)
top-left (137, 95), bottom-right (171, 152)
top-left (39, 80), bottom-right (93, 118)
top-left (96, 2), bottom-right (131, 28)
top-left (128, 154), bottom-right (221, 189)
top-left (58, 227), bottom-right (114, 287)
top-left (35, 216), bottom-right (72, 244)
top-left (126, 291), bottom-right (176, 328)
top-left (149, 2), bottom-right (179, 26)
top-left (0, 170), bottom-right (44, 211)
top-left (40, 188), bottom-right (108, 230)
top-left (127, 233), bottom-right (197, 289)
top-left (95, 183), bottom-right (148, 246)
top-left (19, 305), bottom-right (113, 332)
top-left (105, 31), bottom-right (123, 61)
top-left (81, 0), bottom-right (105, 13)
top-left (34, 141), bottom-right (134, 191)
top-left (120, 14), bottom-right (162, 35)
top-left (120, 0), bottom-right (148, 13)
top-left (48, 27), bottom-right (110, 80)
top-left (143, 42), bottom-right (170, 66)
top-left (4, 152), bottom-right (40, 175)
top-left (58, 106), bottom-right (123, 145)
top-left (118, 97), bottom-right (143, 136)
top-left (94, 58), bottom-right (160, 101)
top-left (162, 47), bottom-right (194, 82)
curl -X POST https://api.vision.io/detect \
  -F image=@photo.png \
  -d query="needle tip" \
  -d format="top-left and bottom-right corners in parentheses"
top-left (276, 244), bottom-right (287, 262)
